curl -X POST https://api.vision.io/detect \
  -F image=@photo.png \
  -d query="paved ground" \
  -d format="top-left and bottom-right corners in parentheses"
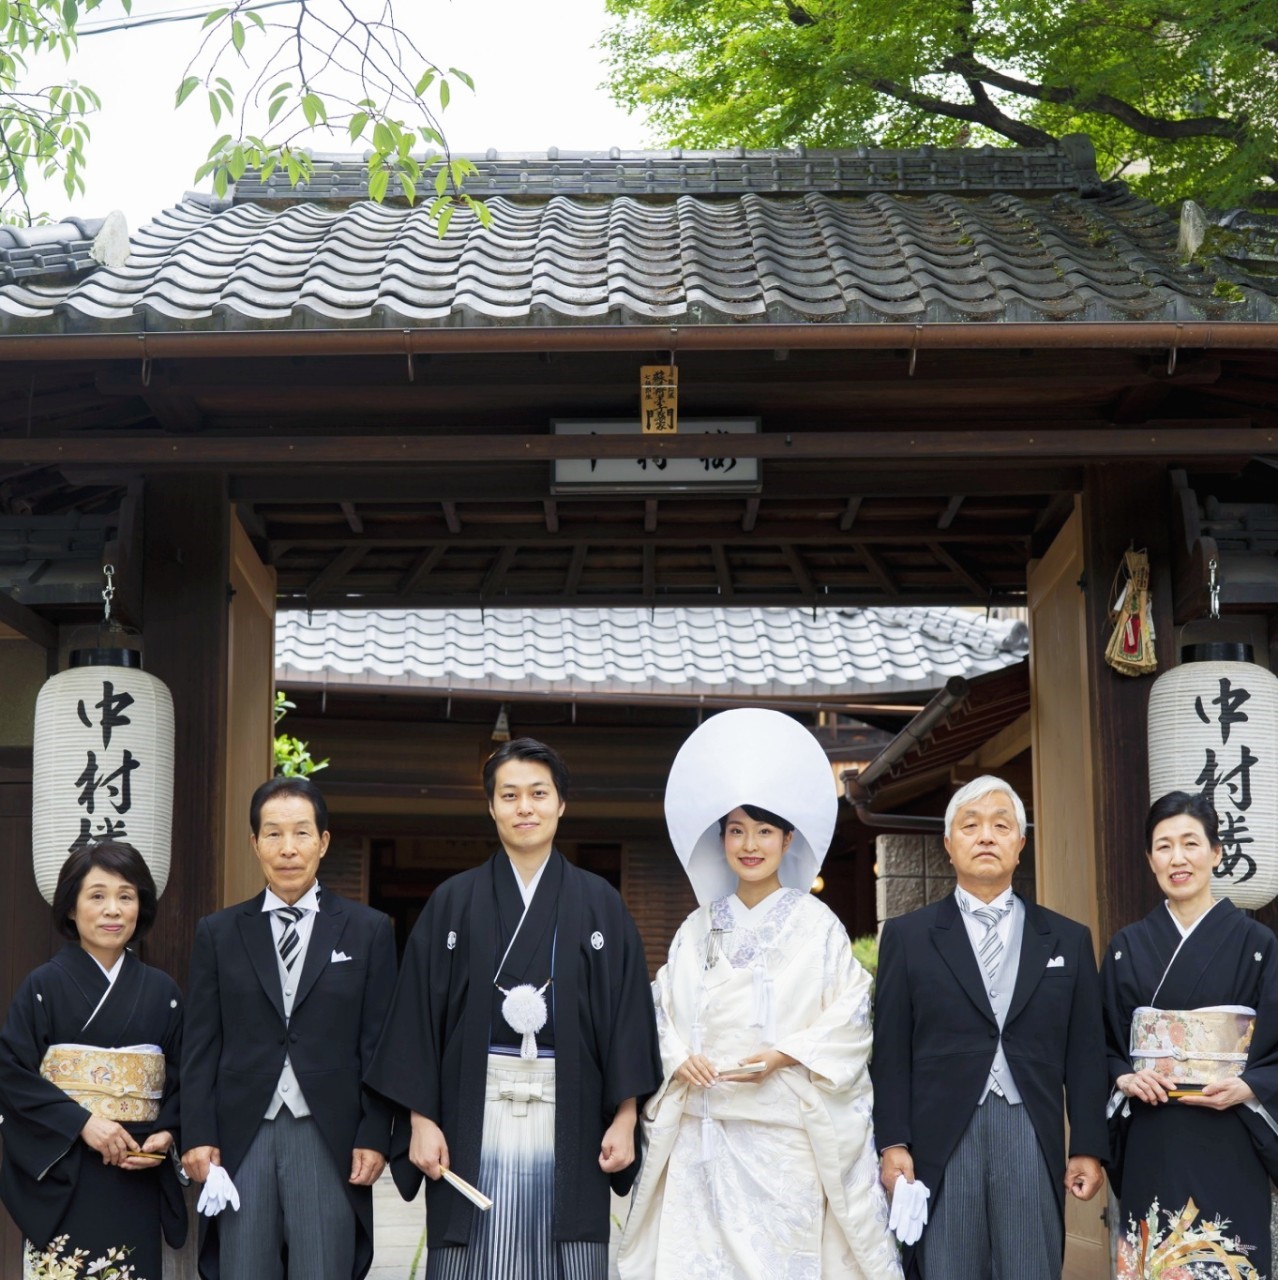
top-left (369, 1175), bottom-right (625, 1279)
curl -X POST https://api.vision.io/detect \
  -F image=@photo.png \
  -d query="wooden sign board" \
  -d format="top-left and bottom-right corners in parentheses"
top-left (640, 365), bottom-right (678, 434)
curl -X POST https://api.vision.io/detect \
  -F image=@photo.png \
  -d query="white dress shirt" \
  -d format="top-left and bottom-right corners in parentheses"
top-left (262, 881), bottom-right (320, 1118)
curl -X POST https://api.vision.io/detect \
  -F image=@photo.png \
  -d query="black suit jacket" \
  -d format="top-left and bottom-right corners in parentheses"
top-left (181, 885), bottom-right (397, 1279)
top-left (871, 894), bottom-right (1108, 1237)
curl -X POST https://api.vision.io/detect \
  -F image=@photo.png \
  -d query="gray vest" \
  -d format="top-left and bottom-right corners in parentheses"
top-left (978, 899), bottom-right (1024, 1106)
top-left (266, 915), bottom-right (313, 1120)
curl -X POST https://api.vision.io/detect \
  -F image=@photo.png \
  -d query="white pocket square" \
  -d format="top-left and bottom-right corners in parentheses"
top-left (1046, 955), bottom-right (1065, 968)
top-left (330, 950), bottom-right (353, 963)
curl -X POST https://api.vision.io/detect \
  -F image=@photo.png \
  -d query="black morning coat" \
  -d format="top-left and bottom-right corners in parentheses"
top-left (181, 886), bottom-right (398, 1280)
top-left (870, 893), bottom-right (1110, 1274)
top-left (364, 849), bottom-right (663, 1247)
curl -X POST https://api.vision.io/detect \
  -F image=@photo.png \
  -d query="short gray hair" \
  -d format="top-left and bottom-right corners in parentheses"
top-left (944, 775), bottom-right (1027, 837)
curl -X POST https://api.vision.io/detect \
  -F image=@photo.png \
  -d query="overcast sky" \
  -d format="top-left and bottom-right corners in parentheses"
top-left (22, 0), bottom-right (654, 228)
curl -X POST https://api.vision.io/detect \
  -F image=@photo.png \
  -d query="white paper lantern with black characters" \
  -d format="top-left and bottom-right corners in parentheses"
top-left (32, 649), bottom-right (175, 904)
top-left (1148, 643), bottom-right (1278, 910)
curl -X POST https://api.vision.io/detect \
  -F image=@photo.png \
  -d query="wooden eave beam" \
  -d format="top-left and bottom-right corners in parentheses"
top-left (0, 588), bottom-right (55, 648)
top-left (263, 519), bottom-right (1032, 548)
top-left (0, 422), bottom-right (1263, 467)
top-left (226, 466), bottom-right (1084, 504)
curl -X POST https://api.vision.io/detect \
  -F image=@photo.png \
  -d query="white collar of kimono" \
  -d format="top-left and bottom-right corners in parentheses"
top-left (665, 708), bottom-right (838, 906)
top-left (1164, 896), bottom-right (1221, 939)
top-left (89, 950), bottom-right (126, 985)
top-left (262, 882), bottom-right (321, 915)
top-left (507, 853), bottom-right (550, 909)
top-left (729, 887), bottom-right (787, 926)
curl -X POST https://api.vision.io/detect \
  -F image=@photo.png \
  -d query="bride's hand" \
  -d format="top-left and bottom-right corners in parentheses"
top-left (718, 1049), bottom-right (798, 1083)
top-left (674, 1054), bottom-right (719, 1088)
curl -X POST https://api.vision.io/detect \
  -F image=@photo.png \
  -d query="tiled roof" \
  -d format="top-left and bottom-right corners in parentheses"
top-left (0, 216), bottom-right (106, 285)
top-left (0, 147), bottom-right (1273, 329)
top-left (274, 606), bottom-right (1030, 701)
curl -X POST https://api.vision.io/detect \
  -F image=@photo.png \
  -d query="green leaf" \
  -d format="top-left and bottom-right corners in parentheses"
top-left (245, 9), bottom-right (264, 28)
top-left (399, 173), bottom-right (416, 204)
top-left (437, 206), bottom-right (453, 238)
top-left (348, 110), bottom-right (369, 141)
top-left (231, 18), bottom-right (244, 52)
top-left (201, 7), bottom-right (229, 29)
top-left (268, 95), bottom-right (286, 123)
top-left (449, 67), bottom-right (475, 91)
top-left (372, 121), bottom-right (393, 152)
top-left (368, 168), bottom-right (390, 202)
top-left (208, 89), bottom-right (222, 125)
top-left (414, 69), bottom-right (435, 97)
top-left (175, 75), bottom-right (200, 108)
top-left (439, 78), bottom-right (450, 110)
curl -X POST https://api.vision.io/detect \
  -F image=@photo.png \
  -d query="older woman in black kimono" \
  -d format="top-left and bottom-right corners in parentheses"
top-left (0, 842), bottom-right (186, 1278)
top-left (1102, 791), bottom-right (1278, 1280)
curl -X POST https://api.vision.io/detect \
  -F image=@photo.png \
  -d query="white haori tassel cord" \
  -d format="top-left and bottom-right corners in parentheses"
top-left (498, 981), bottom-right (550, 1061)
top-left (751, 964), bottom-right (776, 1044)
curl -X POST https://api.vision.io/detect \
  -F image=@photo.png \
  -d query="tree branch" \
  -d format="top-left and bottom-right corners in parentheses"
top-left (869, 76), bottom-right (1057, 147)
top-left (950, 56), bottom-right (1248, 145)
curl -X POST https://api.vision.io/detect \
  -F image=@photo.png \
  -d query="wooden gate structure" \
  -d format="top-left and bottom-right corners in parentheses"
top-left (1, 141), bottom-right (1277, 1274)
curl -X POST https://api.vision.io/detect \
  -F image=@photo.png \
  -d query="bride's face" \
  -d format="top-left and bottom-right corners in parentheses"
top-left (722, 807), bottom-right (793, 890)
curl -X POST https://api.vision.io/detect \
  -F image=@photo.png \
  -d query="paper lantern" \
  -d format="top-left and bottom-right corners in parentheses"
top-left (1148, 643), bottom-right (1278, 909)
top-left (32, 648), bottom-right (175, 904)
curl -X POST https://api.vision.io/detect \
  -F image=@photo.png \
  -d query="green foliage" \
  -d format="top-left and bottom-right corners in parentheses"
top-left (851, 933), bottom-right (879, 983)
top-left (182, 2), bottom-right (489, 231)
top-left (603, 0), bottom-right (1278, 207)
top-left (0, 0), bottom-right (124, 223)
top-left (273, 690), bottom-right (328, 778)
top-left (0, 0), bottom-right (488, 232)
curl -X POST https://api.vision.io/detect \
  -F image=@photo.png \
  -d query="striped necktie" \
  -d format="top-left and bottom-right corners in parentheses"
top-left (274, 905), bottom-right (306, 972)
top-left (971, 899), bottom-right (1012, 982)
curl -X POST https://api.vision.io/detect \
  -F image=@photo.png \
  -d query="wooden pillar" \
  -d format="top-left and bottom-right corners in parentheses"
top-left (1080, 464), bottom-right (1175, 944)
top-left (140, 474), bottom-right (231, 988)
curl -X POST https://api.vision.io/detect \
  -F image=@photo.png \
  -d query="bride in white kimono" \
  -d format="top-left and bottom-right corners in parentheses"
top-left (619, 709), bottom-right (902, 1280)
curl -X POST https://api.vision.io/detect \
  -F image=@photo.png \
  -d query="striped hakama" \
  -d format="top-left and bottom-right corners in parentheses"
top-left (426, 1054), bottom-right (609, 1280)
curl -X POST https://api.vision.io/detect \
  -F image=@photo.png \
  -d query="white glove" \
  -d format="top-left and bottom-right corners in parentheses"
top-left (888, 1176), bottom-right (930, 1246)
top-left (196, 1163), bottom-right (241, 1217)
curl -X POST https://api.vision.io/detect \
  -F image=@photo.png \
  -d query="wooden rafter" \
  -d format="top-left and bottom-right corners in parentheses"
top-left (929, 541), bottom-right (990, 597)
top-left (839, 496), bottom-right (863, 531)
top-left (742, 497), bottom-right (760, 532)
top-left (856, 544), bottom-right (899, 596)
top-left (306, 544), bottom-right (368, 598)
top-left (782, 545), bottom-right (816, 596)
top-left (481, 545), bottom-right (517, 598)
top-left (398, 545), bottom-right (447, 596)
top-left (937, 495), bottom-right (965, 529)
top-left (340, 501), bottom-right (364, 533)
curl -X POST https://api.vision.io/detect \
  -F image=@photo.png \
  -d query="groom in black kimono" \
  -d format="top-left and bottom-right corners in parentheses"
top-left (366, 737), bottom-right (661, 1280)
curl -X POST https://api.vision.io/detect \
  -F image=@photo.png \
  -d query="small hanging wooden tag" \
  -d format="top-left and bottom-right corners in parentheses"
top-left (640, 364), bottom-right (678, 434)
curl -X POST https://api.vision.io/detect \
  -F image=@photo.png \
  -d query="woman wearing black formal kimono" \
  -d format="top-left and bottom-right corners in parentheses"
top-left (0, 842), bottom-right (186, 1279)
top-left (1102, 791), bottom-right (1278, 1280)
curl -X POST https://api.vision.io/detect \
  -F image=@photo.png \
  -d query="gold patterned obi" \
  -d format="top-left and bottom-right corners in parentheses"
top-left (39, 1043), bottom-right (164, 1122)
top-left (1130, 1006), bottom-right (1255, 1086)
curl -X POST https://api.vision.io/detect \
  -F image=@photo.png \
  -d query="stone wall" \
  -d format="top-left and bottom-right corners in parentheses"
top-left (875, 831), bottom-right (1037, 926)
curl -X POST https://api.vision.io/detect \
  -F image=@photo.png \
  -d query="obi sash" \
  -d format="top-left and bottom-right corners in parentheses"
top-left (39, 1042), bottom-right (164, 1122)
top-left (1129, 1005), bottom-right (1256, 1085)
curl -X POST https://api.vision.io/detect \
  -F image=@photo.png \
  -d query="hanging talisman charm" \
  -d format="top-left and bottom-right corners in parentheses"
top-left (498, 981), bottom-right (550, 1060)
top-left (1104, 548), bottom-right (1158, 677)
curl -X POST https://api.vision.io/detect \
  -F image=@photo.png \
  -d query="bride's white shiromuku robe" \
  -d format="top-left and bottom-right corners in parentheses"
top-left (619, 888), bottom-right (903, 1280)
